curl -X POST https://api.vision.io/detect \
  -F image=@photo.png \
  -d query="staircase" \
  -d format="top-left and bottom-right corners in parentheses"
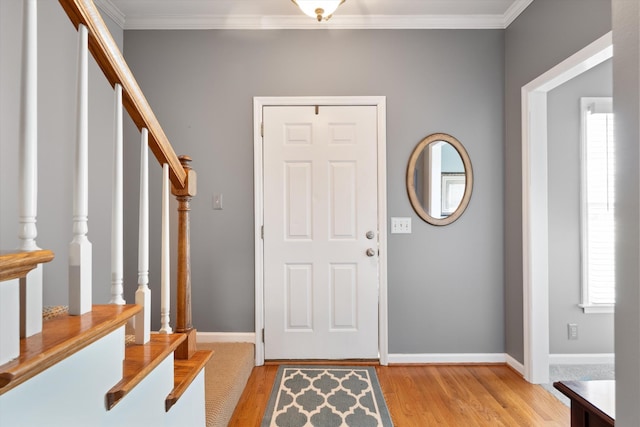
top-left (0, 302), bottom-right (212, 426)
top-left (0, 0), bottom-right (213, 425)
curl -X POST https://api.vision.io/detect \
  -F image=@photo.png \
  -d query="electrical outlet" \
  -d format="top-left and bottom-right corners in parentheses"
top-left (568, 323), bottom-right (578, 340)
top-left (391, 217), bottom-right (411, 234)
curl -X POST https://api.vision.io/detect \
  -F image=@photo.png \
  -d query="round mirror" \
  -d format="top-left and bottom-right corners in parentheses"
top-left (406, 133), bottom-right (473, 226)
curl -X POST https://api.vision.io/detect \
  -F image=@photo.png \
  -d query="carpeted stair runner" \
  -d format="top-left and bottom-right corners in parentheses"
top-left (197, 342), bottom-right (255, 427)
top-left (43, 305), bottom-right (69, 320)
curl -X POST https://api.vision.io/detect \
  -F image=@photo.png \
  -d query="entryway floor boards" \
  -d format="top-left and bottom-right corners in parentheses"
top-left (262, 103), bottom-right (380, 360)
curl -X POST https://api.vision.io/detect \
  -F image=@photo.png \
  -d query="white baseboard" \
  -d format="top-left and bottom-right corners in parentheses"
top-left (505, 354), bottom-right (525, 376)
top-left (387, 353), bottom-right (507, 365)
top-left (549, 353), bottom-right (614, 365)
top-left (197, 332), bottom-right (256, 343)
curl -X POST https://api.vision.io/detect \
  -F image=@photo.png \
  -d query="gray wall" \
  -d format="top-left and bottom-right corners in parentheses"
top-left (0, 0), bottom-right (124, 305)
top-left (547, 59), bottom-right (613, 354)
top-left (504, 0), bottom-right (612, 363)
top-left (5, 0), bottom-right (617, 360)
top-left (123, 29), bottom-right (505, 353)
top-left (613, 0), bottom-right (640, 423)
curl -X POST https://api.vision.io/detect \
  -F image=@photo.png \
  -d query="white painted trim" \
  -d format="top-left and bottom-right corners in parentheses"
top-left (521, 32), bottom-right (612, 384)
top-left (253, 99), bottom-right (265, 366)
top-left (549, 353), bottom-right (615, 365)
top-left (376, 100), bottom-right (389, 366)
top-left (388, 353), bottom-right (507, 365)
top-left (521, 88), bottom-right (550, 385)
top-left (580, 304), bottom-right (615, 314)
top-left (502, 0), bottom-right (534, 28)
top-left (197, 332), bottom-right (256, 344)
top-left (94, 0), bottom-right (126, 29)
top-left (122, 14), bottom-right (510, 30)
top-left (101, 0), bottom-right (534, 31)
top-left (253, 96), bottom-right (388, 367)
top-left (506, 354), bottom-right (525, 376)
top-left (0, 279), bottom-right (20, 365)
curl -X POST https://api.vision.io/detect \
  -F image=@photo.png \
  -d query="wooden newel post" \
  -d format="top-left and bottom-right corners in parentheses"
top-left (171, 155), bottom-right (197, 359)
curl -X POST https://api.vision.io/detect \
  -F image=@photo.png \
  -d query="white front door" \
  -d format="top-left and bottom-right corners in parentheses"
top-left (262, 105), bottom-right (379, 359)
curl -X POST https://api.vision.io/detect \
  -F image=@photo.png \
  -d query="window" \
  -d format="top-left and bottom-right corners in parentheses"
top-left (580, 97), bottom-right (615, 313)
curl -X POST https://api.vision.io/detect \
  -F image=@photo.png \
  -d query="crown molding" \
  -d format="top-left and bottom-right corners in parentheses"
top-left (123, 14), bottom-right (511, 30)
top-left (502, 0), bottom-right (534, 27)
top-left (94, 0), bottom-right (126, 28)
top-left (106, 0), bottom-right (534, 31)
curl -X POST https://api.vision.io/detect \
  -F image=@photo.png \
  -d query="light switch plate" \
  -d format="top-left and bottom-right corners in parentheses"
top-left (213, 194), bottom-right (223, 210)
top-left (391, 217), bottom-right (411, 234)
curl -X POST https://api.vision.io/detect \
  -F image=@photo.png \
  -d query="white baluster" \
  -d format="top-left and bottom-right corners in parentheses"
top-left (18, 0), bottom-right (38, 253)
top-left (18, 0), bottom-right (43, 337)
top-left (110, 84), bottom-right (125, 305)
top-left (159, 163), bottom-right (172, 334)
top-left (69, 24), bottom-right (92, 316)
top-left (135, 129), bottom-right (151, 344)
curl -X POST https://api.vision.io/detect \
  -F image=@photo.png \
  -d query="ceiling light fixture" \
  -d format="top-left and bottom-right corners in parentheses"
top-left (291, 0), bottom-right (346, 22)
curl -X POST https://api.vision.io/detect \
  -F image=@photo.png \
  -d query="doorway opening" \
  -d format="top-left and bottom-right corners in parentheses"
top-left (253, 96), bottom-right (388, 366)
top-left (521, 32), bottom-right (612, 384)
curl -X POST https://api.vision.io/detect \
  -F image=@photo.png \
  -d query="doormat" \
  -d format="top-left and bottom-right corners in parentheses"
top-left (261, 365), bottom-right (394, 427)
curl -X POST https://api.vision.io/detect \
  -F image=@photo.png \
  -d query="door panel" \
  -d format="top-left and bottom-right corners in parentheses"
top-left (286, 264), bottom-right (312, 330)
top-left (330, 263), bottom-right (357, 329)
top-left (263, 105), bottom-right (379, 359)
top-left (285, 162), bottom-right (312, 238)
top-left (329, 162), bottom-right (357, 238)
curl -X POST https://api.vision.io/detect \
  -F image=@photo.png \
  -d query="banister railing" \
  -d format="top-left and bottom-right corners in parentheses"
top-left (58, 0), bottom-right (186, 190)
top-left (0, 249), bottom-right (54, 365)
top-left (56, 0), bottom-right (197, 356)
top-left (1, 0), bottom-right (197, 370)
top-left (18, 0), bottom-right (43, 339)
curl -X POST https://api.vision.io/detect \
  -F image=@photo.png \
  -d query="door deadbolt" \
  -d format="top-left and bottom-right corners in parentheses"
top-left (366, 231), bottom-right (375, 239)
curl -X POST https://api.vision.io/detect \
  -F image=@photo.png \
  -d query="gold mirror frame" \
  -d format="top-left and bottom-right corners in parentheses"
top-left (406, 133), bottom-right (473, 226)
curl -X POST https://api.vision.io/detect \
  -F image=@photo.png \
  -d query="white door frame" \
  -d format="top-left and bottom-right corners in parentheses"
top-left (521, 32), bottom-right (612, 383)
top-left (253, 96), bottom-right (388, 366)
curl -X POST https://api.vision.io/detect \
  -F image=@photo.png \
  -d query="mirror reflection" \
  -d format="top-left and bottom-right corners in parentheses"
top-left (407, 133), bottom-right (473, 226)
top-left (414, 141), bottom-right (465, 219)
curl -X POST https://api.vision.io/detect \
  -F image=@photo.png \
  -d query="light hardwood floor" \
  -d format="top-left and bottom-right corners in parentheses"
top-left (229, 364), bottom-right (569, 426)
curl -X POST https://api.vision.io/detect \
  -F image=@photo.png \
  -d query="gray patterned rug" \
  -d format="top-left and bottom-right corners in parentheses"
top-left (261, 365), bottom-right (394, 427)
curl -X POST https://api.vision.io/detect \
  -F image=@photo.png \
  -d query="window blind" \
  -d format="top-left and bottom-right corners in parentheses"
top-left (583, 98), bottom-right (615, 305)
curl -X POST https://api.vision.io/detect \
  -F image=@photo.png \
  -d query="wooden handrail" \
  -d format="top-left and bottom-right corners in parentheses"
top-left (57, 0), bottom-right (186, 189)
top-left (56, 0), bottom-right (196, 354)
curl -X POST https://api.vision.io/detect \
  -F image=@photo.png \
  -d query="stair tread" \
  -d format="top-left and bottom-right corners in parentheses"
top-left (0, 249), bottom-right (54, 282)
top-left (106, 333), bottom-right (186, 410)
top-left (165, 349), bottom-right (214, 412)
top-left (0, 304), bottom-right (140, 395)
